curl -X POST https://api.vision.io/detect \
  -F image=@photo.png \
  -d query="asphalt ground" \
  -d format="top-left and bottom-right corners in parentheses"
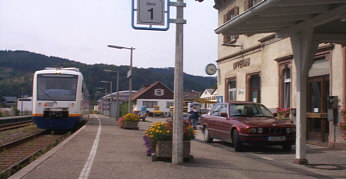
top-left (10, 115), bottom-right (346, 179)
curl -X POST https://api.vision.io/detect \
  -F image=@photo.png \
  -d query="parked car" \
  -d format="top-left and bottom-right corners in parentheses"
top-left (200, 102), bottom-right (295, 152)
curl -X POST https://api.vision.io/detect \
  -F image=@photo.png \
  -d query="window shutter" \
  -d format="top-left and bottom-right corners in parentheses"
top-left (224, 13), bottom-right (228, 22)
top-left (244, 0), bottom-right (249, 10)
top-left (249, 0), bottom-right (253, 8)
top-left (234, 6), bottom-right (239, 41)
top-left (234, 6), bottom-right (239, 16)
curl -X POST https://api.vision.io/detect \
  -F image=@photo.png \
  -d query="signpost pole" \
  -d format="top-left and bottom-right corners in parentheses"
top-left (132, 0), bottom-right (186, 164)
top-left (172, 0), bottom-right (185, 165)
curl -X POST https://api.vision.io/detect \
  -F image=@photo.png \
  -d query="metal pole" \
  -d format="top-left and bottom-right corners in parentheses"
top-left (116, 71), bottom-right (120, 120)
top-left (110, 82), bottom-right (112, 96)
top-left (21, 88), bottom-right (23, 116)
top-left (109, 81), bottom-right (113, 117)
top-left (128, 48), bottom-right (133, 113)
top-left (172, 0), bottom-right (184, 165)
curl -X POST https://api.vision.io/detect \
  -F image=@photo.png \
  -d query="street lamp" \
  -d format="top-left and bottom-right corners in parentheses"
top-left (104, 69), bottom-right (120, 120)
top-left (108, 44), bottom-right (135, 113)
top-left (97, 87), bottom-right (107, 96)
top-left (100, 81), bottom-right (112, 96)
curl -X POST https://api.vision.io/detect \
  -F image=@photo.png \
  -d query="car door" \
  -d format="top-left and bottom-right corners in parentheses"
top-left (207, 104), bottom-right (222, 138)
top-left (214, 104), bottom-right (232, 141)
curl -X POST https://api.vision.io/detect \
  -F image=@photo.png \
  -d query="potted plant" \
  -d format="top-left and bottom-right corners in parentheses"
top-left (120, 113), bottom-right (140, 129)
top-left (276, 107), bottom-right (293, 120)
top-left (339, 107), bottom-right (346, 140)
top-left (144, 119), bottom-right (195, 161)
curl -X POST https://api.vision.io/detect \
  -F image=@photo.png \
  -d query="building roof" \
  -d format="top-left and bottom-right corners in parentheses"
top-left (131, 81), bottom-right (173, 101)
top-left (4, 96), bottom-right (17, 102)
top-left (183, 91), bottom-right (201, 101)
top-left (102, 90), bottom-right (138, 101)
top-left (215, 0), bottom-right (346, 43)
top-left (206, 88), bottom-right (216, 94)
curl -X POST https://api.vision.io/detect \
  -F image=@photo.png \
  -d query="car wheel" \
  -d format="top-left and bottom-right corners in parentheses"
top-left (203, 127), bottom-right (213, 143)
top-left (282, 144), bottom-right (292, 152)
top-left (233, 130), bottom-right (242, 152)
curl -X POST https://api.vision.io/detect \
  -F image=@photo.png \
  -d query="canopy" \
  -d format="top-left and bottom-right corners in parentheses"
top-left (215, 0), bottom-right (346, 44)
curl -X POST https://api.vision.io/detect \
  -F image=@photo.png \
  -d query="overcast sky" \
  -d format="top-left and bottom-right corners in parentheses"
top-left (0, 0), bottom-right (218, 76)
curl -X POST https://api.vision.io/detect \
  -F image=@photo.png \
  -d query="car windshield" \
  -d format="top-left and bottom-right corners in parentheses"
top-left (37, 74), bottom-right (78, 101)
top-left (229, 104), bottom-right (273, 117)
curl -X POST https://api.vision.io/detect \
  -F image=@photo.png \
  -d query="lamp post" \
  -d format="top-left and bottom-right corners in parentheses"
top-left (108, 45), bottom-right (135, 113)
top-left (101, 81), bottom-right (113, 117)
top-left (100, 81), bottom-right (112, 96)
top-left (97, 87), bottom-right (107, 115)
top-left (104, 69), bottom-right (120, 120)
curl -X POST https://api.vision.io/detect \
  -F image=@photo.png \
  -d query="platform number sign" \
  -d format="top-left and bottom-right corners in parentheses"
top-left (138, 0), bottom-right (164, 25)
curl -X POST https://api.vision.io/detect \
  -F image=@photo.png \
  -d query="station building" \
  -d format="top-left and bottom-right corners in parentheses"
top-left (213, 0), bottom-right (345, 149)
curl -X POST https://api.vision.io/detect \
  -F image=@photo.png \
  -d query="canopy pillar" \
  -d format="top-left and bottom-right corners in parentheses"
top-left (290, 27), bottom-right (319, 165)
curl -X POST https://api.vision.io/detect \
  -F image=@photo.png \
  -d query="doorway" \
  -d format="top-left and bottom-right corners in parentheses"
top-left (306, 75), bottom-right (329, 144)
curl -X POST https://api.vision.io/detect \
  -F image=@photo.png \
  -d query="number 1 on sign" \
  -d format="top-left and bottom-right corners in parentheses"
top-left (148, 8), bottom-right (153, 20)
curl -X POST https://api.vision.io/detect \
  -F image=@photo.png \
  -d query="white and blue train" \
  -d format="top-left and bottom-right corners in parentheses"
top-left (32, 67), bottom-right (88, 130)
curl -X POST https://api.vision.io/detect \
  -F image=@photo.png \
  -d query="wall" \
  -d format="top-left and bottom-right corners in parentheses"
top-left (136, 99), bottom-right (174, 113)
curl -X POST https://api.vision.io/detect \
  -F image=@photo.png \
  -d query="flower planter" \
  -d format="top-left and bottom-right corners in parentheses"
top-left (152, 140), bottom-right (192, 161)
top-left (123, 121), bottom-right (139, 129)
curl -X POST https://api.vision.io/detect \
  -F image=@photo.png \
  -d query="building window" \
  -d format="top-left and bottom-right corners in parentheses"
top-left (143, 101), bottom-right (158, 108)
top-left (226, 78), bottom-right (236, 102)
top-left (283, 66), bottom-right (291, 108)
top-left (155, 89), bottom-right (164, 96)
top-left (166, 101), bottom-right (173, 108)
top-left (275, 55), bottom-right (293, 108)
top-left (245, 0), bottom-right (262, 10)
top-left (223, 6), bottom-right (239, 44)
top-left (247, 73), bottom-right (260, 103)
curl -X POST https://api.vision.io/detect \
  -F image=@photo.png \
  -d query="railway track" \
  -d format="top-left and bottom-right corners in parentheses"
top-left (0, 116), bottom-right (33, 132)
top-left (0, 130), bottom-right (68, 178)
top-left (0, 120), bottom-right (34, 131)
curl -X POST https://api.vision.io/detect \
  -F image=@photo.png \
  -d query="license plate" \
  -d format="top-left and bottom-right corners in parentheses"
top-left (267, 136), bottom-right (285, 141)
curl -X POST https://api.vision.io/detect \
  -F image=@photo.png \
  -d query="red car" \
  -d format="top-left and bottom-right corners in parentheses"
top-left (200, 102), bottom-right (295, 151)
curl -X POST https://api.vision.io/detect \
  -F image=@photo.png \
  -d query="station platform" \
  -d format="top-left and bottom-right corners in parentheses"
top-left (10, 115), bottom-right (345, 179)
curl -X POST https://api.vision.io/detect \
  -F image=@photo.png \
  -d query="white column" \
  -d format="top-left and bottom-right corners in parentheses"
top-left (290, 26), bottom-right (319, 165)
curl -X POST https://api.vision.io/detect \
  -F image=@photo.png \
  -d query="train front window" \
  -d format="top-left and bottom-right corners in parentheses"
top-left (37, 74), bottom-right (78, 101)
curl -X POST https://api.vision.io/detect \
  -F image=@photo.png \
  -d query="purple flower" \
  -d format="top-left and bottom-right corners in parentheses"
top-left (143, 135), bottom-right (153, 156)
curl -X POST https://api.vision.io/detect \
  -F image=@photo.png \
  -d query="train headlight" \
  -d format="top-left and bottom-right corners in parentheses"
top-left (257, 128), bottom-right (263, 134)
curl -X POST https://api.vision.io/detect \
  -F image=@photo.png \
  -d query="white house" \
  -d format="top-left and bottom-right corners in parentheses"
top-left (131, 81), bottom-right (173, 115)
top-left (17, 97), bottom-right (32, 113)
top-left (199, 89), bottom-right (217, 110)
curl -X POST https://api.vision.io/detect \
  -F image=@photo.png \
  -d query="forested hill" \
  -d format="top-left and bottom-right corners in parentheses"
top-left (0, 50), bottom-right (216, 102)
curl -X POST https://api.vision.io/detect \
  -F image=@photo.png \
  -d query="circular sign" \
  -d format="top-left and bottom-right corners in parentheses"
top-left (205, 63), bottom-right (217, 75)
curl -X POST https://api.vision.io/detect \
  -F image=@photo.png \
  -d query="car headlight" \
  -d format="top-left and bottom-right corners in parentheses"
top-left (257, 128), bottom-right (263, 134)
top-left (286, 128), bottom-right (291, 134)
top-left (250, 128), bottom-right (257, 133)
